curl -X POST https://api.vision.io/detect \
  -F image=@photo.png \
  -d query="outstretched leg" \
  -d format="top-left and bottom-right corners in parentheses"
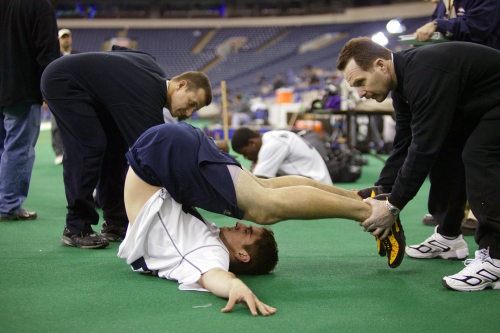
top-left (234, 168), bottom-right (371, 225)
top-left (255, 174), bottom-right (361, 200)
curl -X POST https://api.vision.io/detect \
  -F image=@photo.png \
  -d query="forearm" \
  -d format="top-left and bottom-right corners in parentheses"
top-left (198, 268), bottom-right (240, 298)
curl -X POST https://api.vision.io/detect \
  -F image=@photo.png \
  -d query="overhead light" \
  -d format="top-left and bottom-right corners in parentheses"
top-left (371, 32), bottom-right (388, 46)
top-left (386, 18), bottom-right (406, 34)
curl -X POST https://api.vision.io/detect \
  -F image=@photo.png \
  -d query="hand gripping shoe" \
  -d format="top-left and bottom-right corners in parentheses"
top-left (357, 186), bottom-right (388, 258)
top-left (370, 193), bottom-right (406, 268)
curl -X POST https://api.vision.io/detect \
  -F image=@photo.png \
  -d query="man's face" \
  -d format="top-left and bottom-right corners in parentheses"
top-left (344, 58), bottom-right (391, 102)
top-left (220, 221), bottom-right (264, 250)
top-left (235, 139), bottom-right (260, 162)
top-left (167, 81), bottom-right (206, 121)
top-left (59, 34), bottom-right (72, 49)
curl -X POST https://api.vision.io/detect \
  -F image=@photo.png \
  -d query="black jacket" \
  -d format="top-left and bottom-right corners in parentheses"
top-left (376, 42), bottom-right (500, 210)
top-left (41, 46), bottom-right (167, 145)
top-left (0, 0), bottom-right (60, 107)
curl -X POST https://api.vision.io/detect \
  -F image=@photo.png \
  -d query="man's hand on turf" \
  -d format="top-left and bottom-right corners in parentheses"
top-left (199, 268), bottom-right (276, 317)
top-left (222, 279), bottom-right (276, 316)
top-left (360, 197), bottom-right (396, 239)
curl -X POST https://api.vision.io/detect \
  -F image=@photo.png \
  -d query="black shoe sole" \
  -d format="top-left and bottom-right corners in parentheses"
top-left (100, 232), bottom-right (124, 242)
top-left (61, 236), bottom-right (109, 249)
top-left (0, 215), bottom-right (37, 221)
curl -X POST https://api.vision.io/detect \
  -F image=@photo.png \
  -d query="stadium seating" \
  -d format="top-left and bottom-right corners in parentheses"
top-left (68, 17), bottom-right (429, 99)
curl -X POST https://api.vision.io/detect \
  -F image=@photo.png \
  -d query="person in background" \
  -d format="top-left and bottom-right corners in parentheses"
top-left (51, 28), bottom-right (79, 165)
top-left (230, 94), bottom-right (252, 127)
top-left (414, 0), bottom-right (500, 234)
top-left (0, 0), bottom-right (60, 221)
top-left (415, 0), bottom-right (500, 49)
top-left (231, 127), bottom-right (333, 186)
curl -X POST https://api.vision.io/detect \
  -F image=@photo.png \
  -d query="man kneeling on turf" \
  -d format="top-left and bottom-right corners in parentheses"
top-left (118, 122), bottom-right (404, 315)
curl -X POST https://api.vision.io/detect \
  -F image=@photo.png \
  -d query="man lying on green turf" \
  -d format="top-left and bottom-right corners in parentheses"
top-left (118, 122), bottom-right (404, 316)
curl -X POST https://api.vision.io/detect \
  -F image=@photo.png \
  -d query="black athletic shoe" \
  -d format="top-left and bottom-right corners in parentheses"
top-left (371, 193), bottom-right (406, 268)
top-left (61, 227), bottom-right (109, 249)
top-left (461, 218), bottom-right (478, 236)
top-left (422, 214), bottom-right (438, 226)
top-left (100, 221), bottom-right (127, 242)
top-left (357, 185), bottom-right (386, 200)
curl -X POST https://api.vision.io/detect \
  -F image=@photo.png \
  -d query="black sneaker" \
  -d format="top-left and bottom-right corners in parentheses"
top-left (461, 218), bottom-right (478, 236)
top-left (422, 214), bottom-right (438, 226)
top-left (371, 193), bottom-right (406, 268)
top-left (100, 221), bottom-right (127, 242)
top-left (357, 185), bottom-right (386, 200)
top-left (61, 227), bottom-right (109, 249)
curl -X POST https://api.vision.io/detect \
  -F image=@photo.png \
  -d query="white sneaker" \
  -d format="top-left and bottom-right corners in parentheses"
top-left (405, 227), bottom-right (469, 259)
top-left (54, 155), bottom-right (63, 165)
top-left (442, 249), bottom-right (500, 291)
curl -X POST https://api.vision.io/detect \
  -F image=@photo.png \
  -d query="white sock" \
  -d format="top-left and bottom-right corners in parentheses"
top-left (441, 234), bottom-right (458, 240)
top-left (491, 258), bottom-right (500, 266)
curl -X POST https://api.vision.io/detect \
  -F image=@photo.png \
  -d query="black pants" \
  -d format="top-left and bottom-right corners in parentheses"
top-left (428, 139), bottom-right (467, 238)
top-left (462, 107), bottom-right (500, 259)
top-left (50, 113), bottom-right (63, 156)
top-left (45, 98), bottom-right (128, 234)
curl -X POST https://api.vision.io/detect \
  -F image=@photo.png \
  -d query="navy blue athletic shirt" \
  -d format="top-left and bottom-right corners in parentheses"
top-left (126, 122), bottom-right (244, 218)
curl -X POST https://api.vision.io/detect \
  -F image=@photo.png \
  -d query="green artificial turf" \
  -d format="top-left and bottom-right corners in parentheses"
top-left (0, 127), bottom-right (497, 333)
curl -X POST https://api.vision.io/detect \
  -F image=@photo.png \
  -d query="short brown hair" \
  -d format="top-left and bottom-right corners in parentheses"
top-left (172, 71), bottom-right (212, 106)
top-left (337, 37), bottom-right (392, 71)
top-left (229, 228), bottom-right (279, 275)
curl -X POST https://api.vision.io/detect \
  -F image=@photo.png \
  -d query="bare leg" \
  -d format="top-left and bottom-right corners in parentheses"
top-left (256, 174), bottom-right (361, 200)
top-left (124, 167), bottom-right (162, 226)
top-left (235, 168), bottom-right (371, 225)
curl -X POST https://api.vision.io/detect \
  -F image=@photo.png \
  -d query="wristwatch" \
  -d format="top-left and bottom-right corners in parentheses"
top-left (385, 200), bottom-right (400, 216)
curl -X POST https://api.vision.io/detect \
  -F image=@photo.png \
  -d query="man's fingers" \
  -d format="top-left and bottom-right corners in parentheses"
top-left (360, 219), bottom-right (372, 228)
top-left (222, 288), bottom-right (276, 317)
top-left (380, 228), bottom-right (391, 240)
top-left (370, 227), bottom-right (384, 237)
top-left (360, 219), bottom-right (374, 232)
top-left (244, 295), bottom-right (258, 316)
top-left (221, 295), bottom-right (237, 313)
top-left (370, 227), bottom-right (390, 239)
top-left (257, 302), bottom-right (277, 316)
top-left (362, 220), bottom-right (377, 232)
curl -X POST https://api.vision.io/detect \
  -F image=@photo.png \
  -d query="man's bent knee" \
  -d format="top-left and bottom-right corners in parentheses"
top-left (243, 208), bottom-right (280, 225)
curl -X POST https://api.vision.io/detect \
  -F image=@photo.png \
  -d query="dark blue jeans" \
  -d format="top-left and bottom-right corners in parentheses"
top-left (0, 103), bottom-right (41, 217)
